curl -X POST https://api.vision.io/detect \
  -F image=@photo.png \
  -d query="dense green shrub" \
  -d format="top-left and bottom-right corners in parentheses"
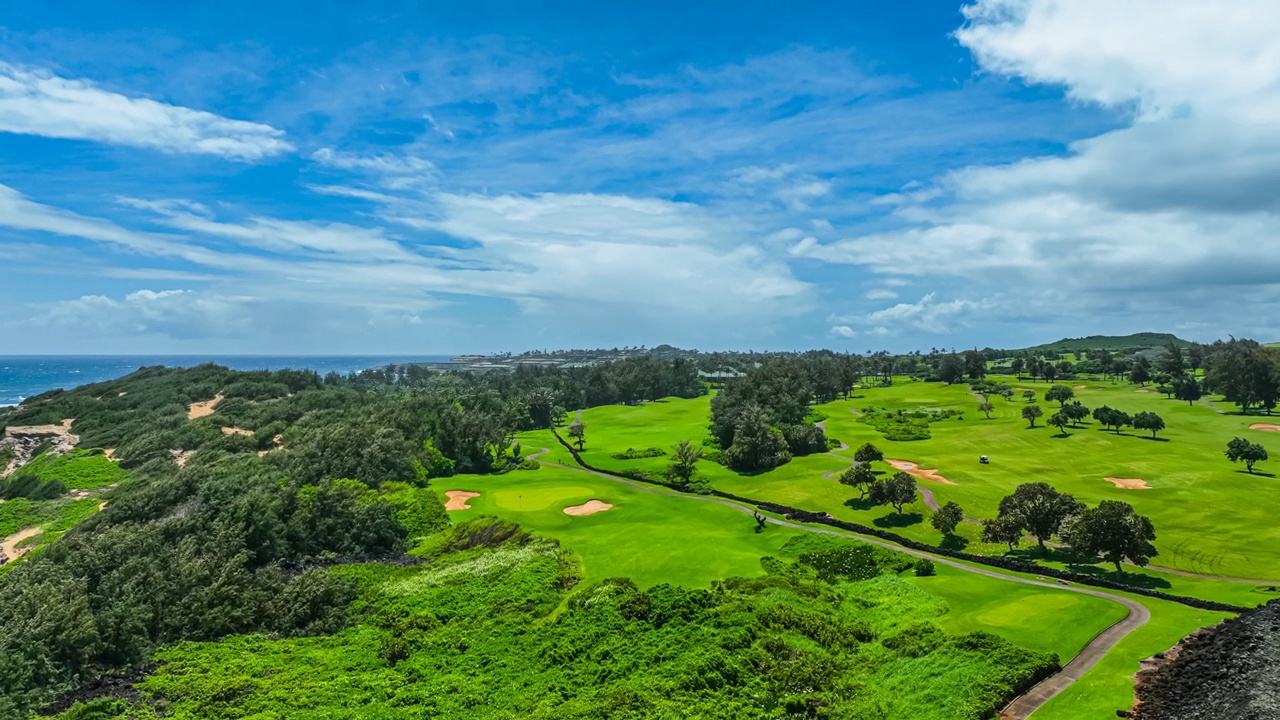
top-left (610, 447), bottom-right (667, 460)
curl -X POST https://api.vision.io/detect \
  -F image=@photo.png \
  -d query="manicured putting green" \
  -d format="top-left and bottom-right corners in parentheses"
top-left (491, 484), bottom-right (594, 511)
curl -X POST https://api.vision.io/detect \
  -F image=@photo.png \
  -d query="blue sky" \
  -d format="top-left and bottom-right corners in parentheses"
top-left (1, 1), bottom-right (1277, 354)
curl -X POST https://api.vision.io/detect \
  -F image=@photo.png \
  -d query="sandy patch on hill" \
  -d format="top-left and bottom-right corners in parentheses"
top-left (1104, 477), bottom-right (1151, 490)
top-left (187, 395), bottom-right (223, 419)
top-left (1, 527), bottom-right (43, 565)
top-left (170, 449), bottom-right (195, 468)
top-left (1249, 424), bottom-right (1280, 432)
top-left (886, 459), bottom-right (956, 485)
top-left (2, 418), bottom-right (79, 475)
top-left (220, 427), bottom-right (253, 436)
top-left (564, 499), bottom-right (613, 516)
top-left (445, 491), bottom-right (480, 510)
top-left (103, 448), bottom-right (117, 461)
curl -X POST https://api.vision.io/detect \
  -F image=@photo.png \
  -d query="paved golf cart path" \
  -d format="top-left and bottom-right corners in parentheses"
top-left (529, 447), bottom-right (1149, 720)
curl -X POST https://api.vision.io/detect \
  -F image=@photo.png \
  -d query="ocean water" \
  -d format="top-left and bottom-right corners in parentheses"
top-left (0, 355), bottom-right (453, 406)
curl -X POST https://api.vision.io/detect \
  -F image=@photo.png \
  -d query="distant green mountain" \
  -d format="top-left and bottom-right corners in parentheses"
top-left (1017, 332), bottom-right (1190, 354)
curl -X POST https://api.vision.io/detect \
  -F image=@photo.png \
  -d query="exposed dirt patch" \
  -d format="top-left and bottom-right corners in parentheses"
top-left (1248, 423), bottom-right (1280, 432)
top-left (1104, 477), bottom-right (1152, 490)
top-left (103, 448), bottom-right (117, 461)
top-left (2, 418), bottom-right (79, 475)
top-left (170, 449), bottom-right (194, 468)
top-left (98, 501), bottom-right (108, 511)
top-left (187, 394), bottom-right (223, 419)
top-left (886, 459), bottom-right (956, 485)
top-left (444, 490), bottom-right (480, 511)
top-left (1, 526), bottom-right (43, 565)
top-left (564, 499), bottom-right (613, 516)
top-left (220, 426), bottom-right (253, 436)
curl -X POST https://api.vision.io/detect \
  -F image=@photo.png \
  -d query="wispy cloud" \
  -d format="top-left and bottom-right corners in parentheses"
top-left (0, 63), bottom-right (292, 159)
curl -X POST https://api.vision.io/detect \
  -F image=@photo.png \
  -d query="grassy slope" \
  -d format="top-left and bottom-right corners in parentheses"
top-left (17, 449), bottom-right (128, 489)
top-left (442, 464), bottom-right (1129, 671)
top-left (813, 379), bottom-right (1280, 580)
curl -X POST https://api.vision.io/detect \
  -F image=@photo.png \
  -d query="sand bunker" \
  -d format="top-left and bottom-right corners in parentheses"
top-left (187, 395), bottom-right (223, 420)
top-left (1, 527), bottom-right (42, 565)
top-left (220, 427), bottom-right (253, 436)
top-left (886, 459), bottom-right (956, 485)
top-left (445, 490), bottom-right (480, 511)
top-left (1105, 477), bottom-right (1151, 490)
top-left (563, 499), bottom-right (614, 516)
top-left (1074, 385), bottom-right (1087, 389)
top-left (1135, 389), bottom-right (1152, 393)
top-left (1249, 424), bottom-right (1280, 432)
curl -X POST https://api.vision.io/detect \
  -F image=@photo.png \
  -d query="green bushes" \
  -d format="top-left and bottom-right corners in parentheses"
top-left (116, 526), bottom-right (1055, 720)
top-left (0, 472), bottom-right (67, 500)
top-left (610, 447), bottom-right (667, 460)
top-left (859, 407), bottom-right (963, 441)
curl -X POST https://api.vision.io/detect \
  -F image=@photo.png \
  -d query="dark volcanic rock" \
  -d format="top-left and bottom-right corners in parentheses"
top-left (1132, 600), bottom-right (1280, 719)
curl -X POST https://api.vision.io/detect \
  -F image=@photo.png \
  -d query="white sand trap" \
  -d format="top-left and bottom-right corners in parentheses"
top-left (187, 394), bottom-right (224, 419)
top-left (220, 427), bottom-right (253, 436)
top-left (1249, 424), bottom-right (1280, 432)
top-left (1105, 477), bottom-right (1151, 490)
top-left (1074, 385), bottom-right (1087, 389)
top-left (564, 499), bottom-right (613, 516)
top-left (1135, 389), bottom-right (1152, 393)
top-left (1, 527), bottom-right (42, 565)
top-left (886, 459), bottom-right (956, 485)
top-left (445, 490), bottom-right (480, 510)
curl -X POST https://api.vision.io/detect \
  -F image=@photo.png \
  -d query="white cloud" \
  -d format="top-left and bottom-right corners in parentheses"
top-left (794, 1), bottom-right (1280, 337)
top-left (0, 64), bottom-right (292, 159)
top-left (865, 288), bottom-right (898, 300)
top-left (834, 293), bottom-right (998, 334)
top-left (311, 148), bottom-right (438, 176)
top-left (830, 325), bottom-right (857, 338)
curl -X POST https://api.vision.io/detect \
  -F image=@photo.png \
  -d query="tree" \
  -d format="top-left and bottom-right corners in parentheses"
top-left (998, 386), bottom-right (1014, 402)
top-left (981, 514), bottom-right (1023, 552)
top-left (1159, 341), bottom-right (1186, 377)
top-left (1063, 401), bottom-right (1090, 427)
top-left (722, 403), bottom-right (792, 472)
top-left (1174, 376), bottom-right (1203, 406)
top-left (838, 463), bottom-right (877, 498)
top-left (1044, 384), bottom-right (1075, 408)
top-left (869, 472), bottom-right (917, 514)
top-left (1129, 362), bottom-right (1151, 386)
top-left (978, 401), bottom-right (994, 419)
top-left (1131, 412), bottom-right (1165, 439)
top-left (1043, 364), bottom-right (1058, 383)
top-left (853, 442), bottom-right (884, 464)
top-left (567, 420), bottom-right (586, 450)
top-left (1048, 411), bottom-right (1070, 435)
top-left (1060, 500), bottom-right (1157, 576)
top-left (668, 440), bottom-right (703, 485)
top-left (1022, 389), bottom-right (1036, 403)
top-left (1092, 405), bottom-right (1130, 434)
top-left (937, 353), bottom-right (966, 384)
top-left (931, 501), bottom-right (964, 537)
top-left (997, 482), bottom-right (1084, 551)
top-left (1010, 357), bottom-right (1025, 375)
top-left (1225, 436), bottom-right (1269, 474)
top-left (1021, 404), bottom-right (1043, 428)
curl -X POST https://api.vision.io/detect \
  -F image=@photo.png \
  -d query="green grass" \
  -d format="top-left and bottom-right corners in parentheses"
top-left (437, 462), bottom-right (1141, 670)
top-left (1033, 597), bottom-right (1229, 719)
top-left (17, 449), bottom-right (128, 489)
top-left (907, 563), bottom-right (1128, 662)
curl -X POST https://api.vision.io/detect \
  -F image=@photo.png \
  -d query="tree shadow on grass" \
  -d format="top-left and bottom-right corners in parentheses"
top-left (1066, 564), bottom-right (1173, 590)
top-left (873, 512), bottom-right (923, 528)
top-left (940, 534), bottom-right (969, 551)
top-left (843, 497), bottom-right (877, 511)
top-left (1136, 436), bottom-right (1171, 443)
top-left (1234, 469), bottom-right (1278, 478)
top-left (1051, 432), bottom-right (1071, 439)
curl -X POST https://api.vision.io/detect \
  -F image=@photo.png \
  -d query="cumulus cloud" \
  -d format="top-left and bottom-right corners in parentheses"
top-left (794, 0), bottom-right (1280, 337)
top-left (830, 325), bottom-right (857, 338)
top-left (0, 64), bottom-right (292, 159)
top-left (832, 293), bottom-right (998, 334)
